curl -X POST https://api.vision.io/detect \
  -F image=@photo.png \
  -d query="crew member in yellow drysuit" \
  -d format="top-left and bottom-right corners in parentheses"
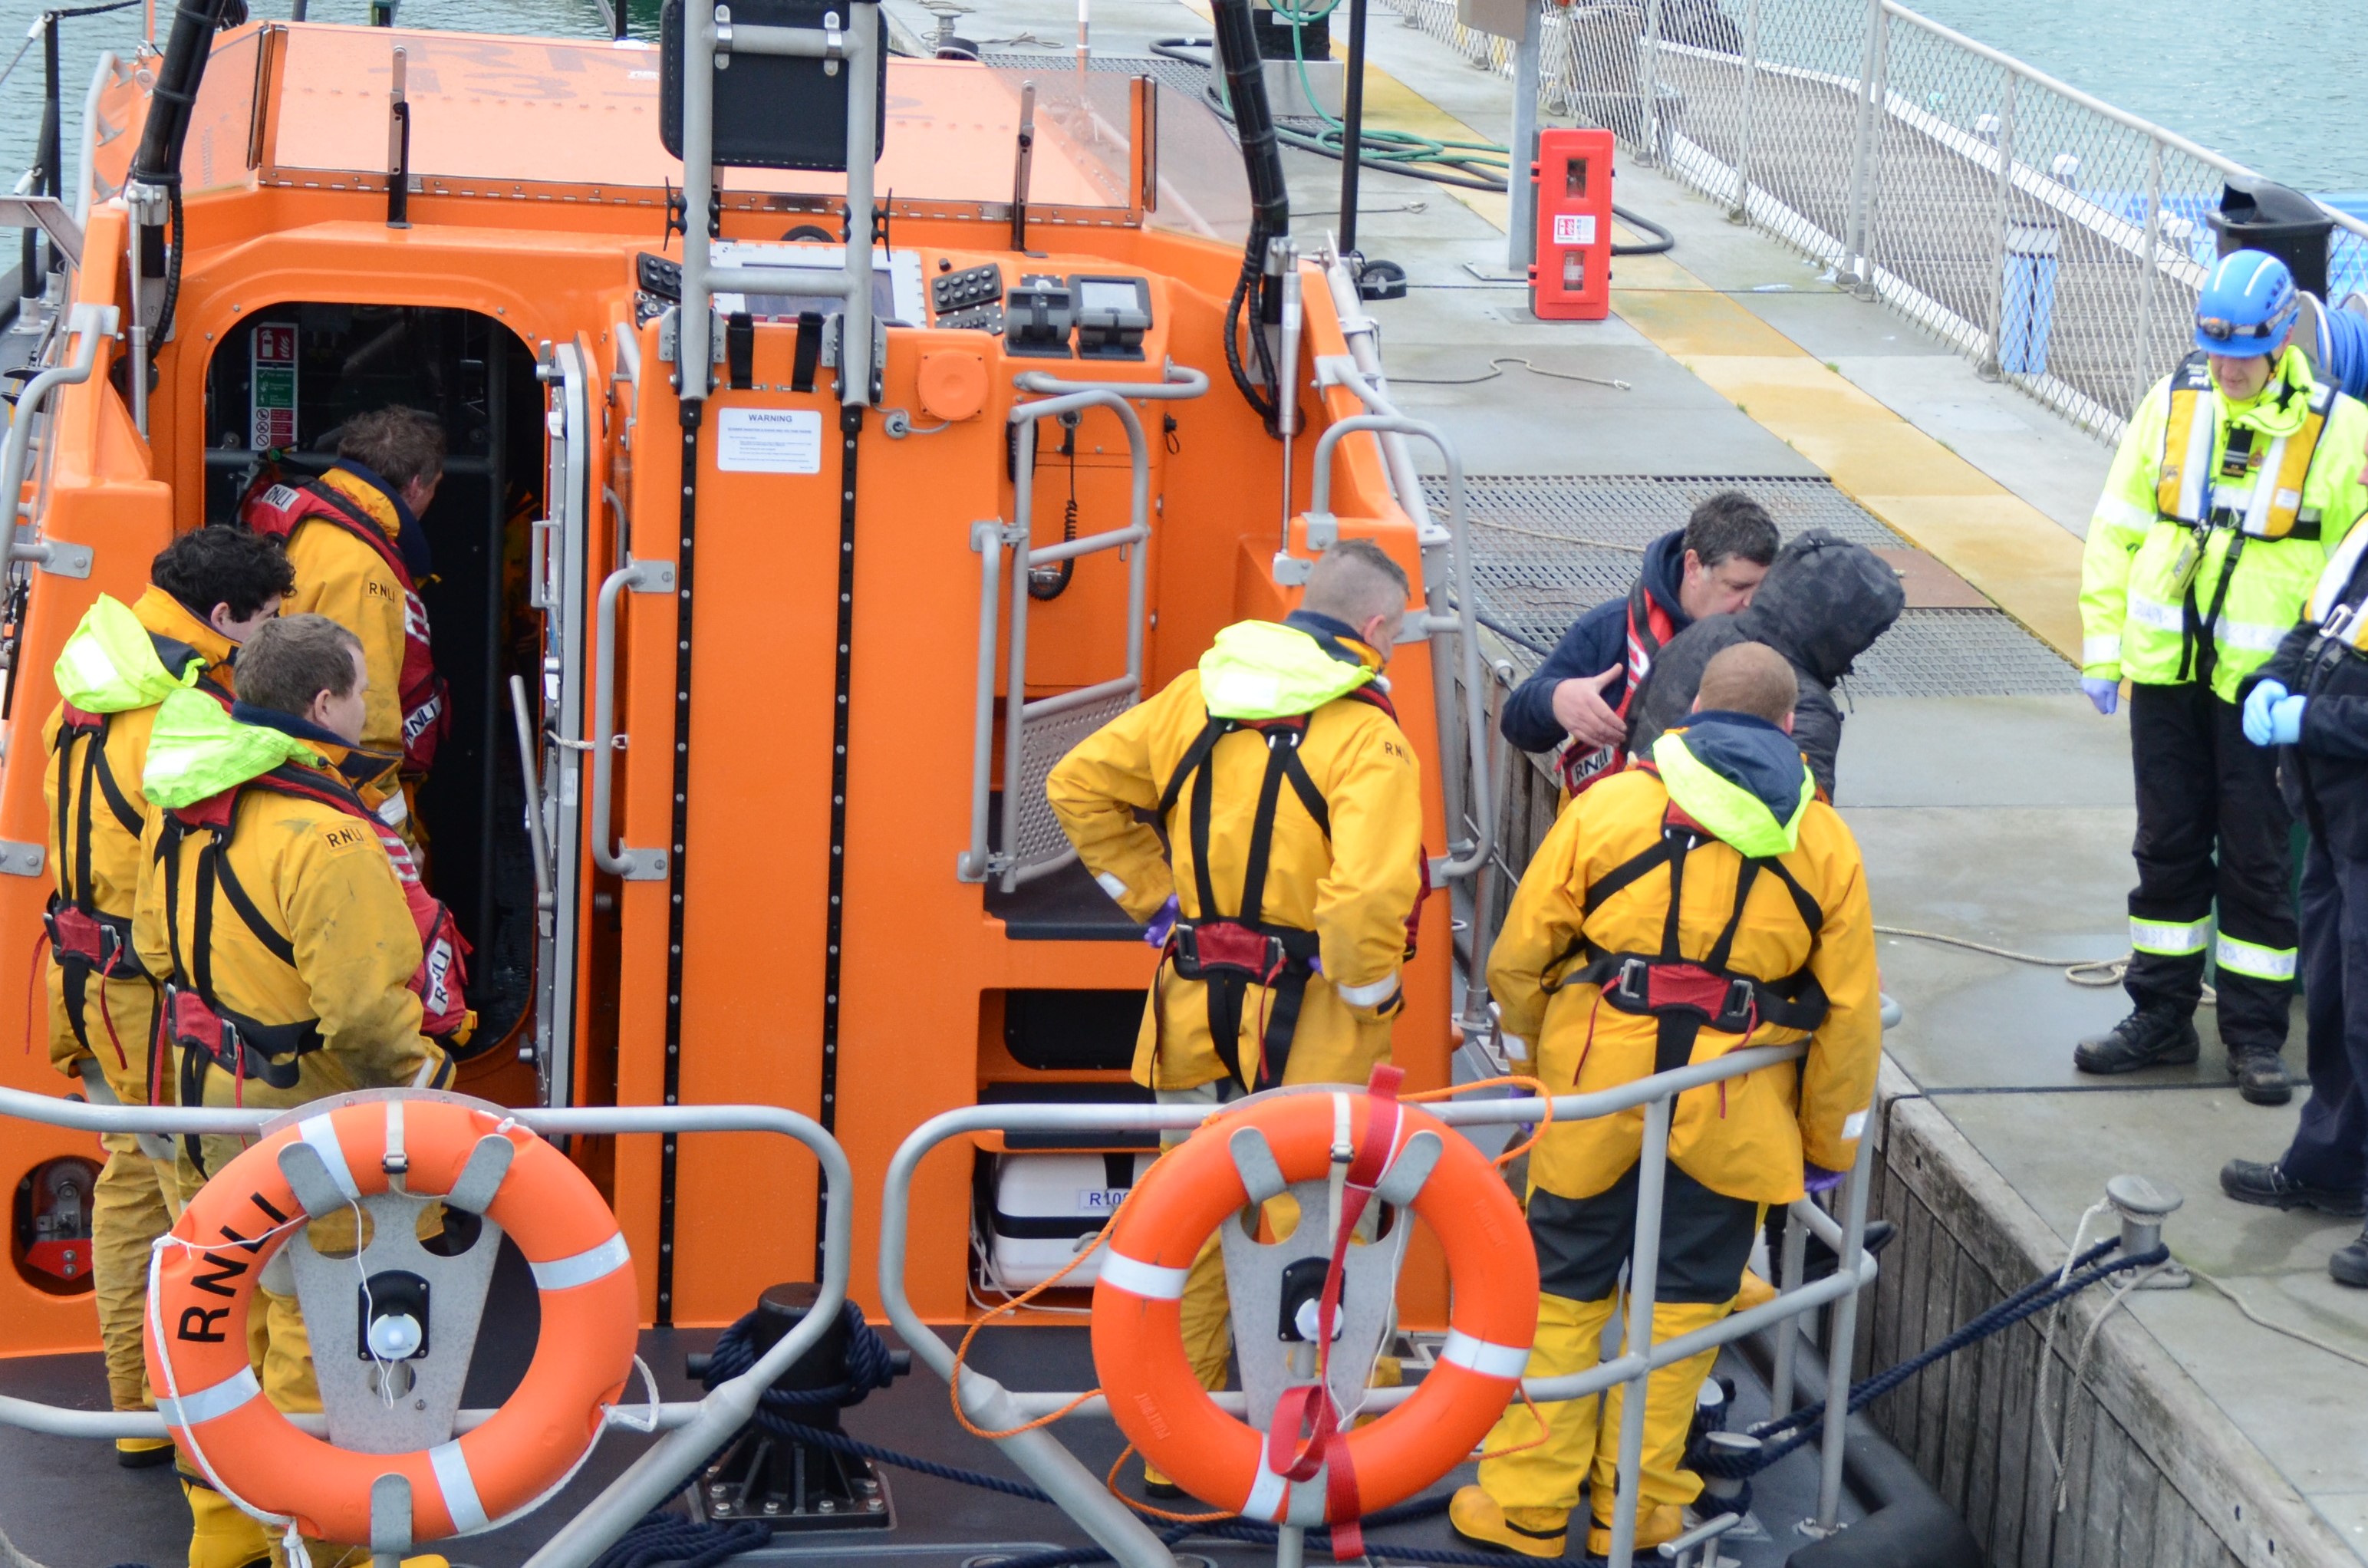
top-left (1451, 643), bottom-right (1882, 1560)
top-left (135, 615), bottom-right (452, 1568)
top-left (42, 529), bottom-right (291, 1468)
top-left (1048, 539), bottom-right (1430, 1493)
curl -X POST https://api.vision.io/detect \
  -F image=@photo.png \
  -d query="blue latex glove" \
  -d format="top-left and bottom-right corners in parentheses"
top-left (2080, 676), bottom-right (2119, 716)
top-left (2268, 694), bottom-right (2309, 747)
top-left (1143, 895), bottom-right (1178, 948)
top-left (1803, 1162), bottom-right (1846, 1195)
top-left (2241, 679), bottom-right (2288, 745)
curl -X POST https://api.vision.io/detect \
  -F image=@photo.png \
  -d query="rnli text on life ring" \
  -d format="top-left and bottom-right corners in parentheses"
top-left (144, 1093), bottom-right (638, 1543)
top-left (1091, 1082), bottom-right (1538, 1526)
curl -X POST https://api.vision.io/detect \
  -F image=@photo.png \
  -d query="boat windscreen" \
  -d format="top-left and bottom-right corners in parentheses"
top-left (1148, 79), bottom-right (1251, 245)
top-left (258, 28), bottom-right (1137, 214)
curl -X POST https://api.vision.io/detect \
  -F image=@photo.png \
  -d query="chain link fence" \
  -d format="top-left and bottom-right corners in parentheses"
top-left (1372, 0), bottom-right (2368, 443)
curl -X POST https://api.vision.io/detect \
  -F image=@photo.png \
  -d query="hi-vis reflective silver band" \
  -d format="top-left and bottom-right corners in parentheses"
top-left (429, 1439), bottom-right (489, 1532)
top-left (2083, 636), bottom-right (2122, 667)
top-left (1098, 1250), bottom-right (1190, 1300)
top-left (1335, 973), bottom-right (1398, 1008)
top-left (160, 1365), bottom-right (261, 1427)
top-left (2215, 933), bottom-right (2298, 982)
top-left (2311, 522), bottom-right (2368, 624)
top-left (297, 1115), bottom-right (362, 1202)
top-left (1438, 1329), bottom-right (1530, 1379)
top-left (528, 1233), bottom-right (632, 1291)
top-left (2130, 917), bottom-right (2209, 956)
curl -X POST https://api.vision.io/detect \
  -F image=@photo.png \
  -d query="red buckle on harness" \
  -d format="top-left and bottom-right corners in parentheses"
top-left (1181, 920), bottom-right (1284, 977)
top-left (1615, 958), bottom-right (1752, 1023)
top-left (45, 905), bottom-right (118, 969)
top-left (166, 988), bottom-right (238, 1062)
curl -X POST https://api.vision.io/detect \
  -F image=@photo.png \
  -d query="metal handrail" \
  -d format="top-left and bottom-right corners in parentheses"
top-left (675, 0), bottom-right (879, 407)
top-left (590, 558), bottom-right (674, 880)
top-left (0, 1086), bottom-right (853, 1568)
top-left (73, 52), bottom-right (119, 228)
top-left (878, 1041), bottom-right (1878, 1568)
top-left (1307, 408), bottom-right (1493, 886)
top-left (0, 301), bottom-right (112, 535)
top-left (958, 388), bottom-right (1152, 890)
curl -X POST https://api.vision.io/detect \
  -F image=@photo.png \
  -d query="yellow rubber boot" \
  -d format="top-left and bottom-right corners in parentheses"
top-left (1446, 1487), bottom-right (1568, 1558)
top-left (1586, 1300), bottom-right (1731, 1552)
top-left (183, 1481), bottom-right (271, 1568)
top-left (1471, 1293), bottom-right (1619, 1516)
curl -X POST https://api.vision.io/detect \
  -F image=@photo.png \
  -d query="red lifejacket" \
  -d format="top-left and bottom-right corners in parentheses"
top-left (1555, 578), bottom-right (1679, 798)
top-left (242, 478), bottom-right (450, 775)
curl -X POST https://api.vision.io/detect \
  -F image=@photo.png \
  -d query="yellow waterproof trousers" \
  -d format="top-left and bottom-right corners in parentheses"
top-left (94, 1134), bottom-right (180, 1411)
top-left (1476, 1293), bottom-right (1728, 1528)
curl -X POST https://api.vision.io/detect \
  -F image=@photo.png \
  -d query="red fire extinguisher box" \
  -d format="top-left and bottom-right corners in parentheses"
top-left (1530, 127), bottom-right (1616, 321)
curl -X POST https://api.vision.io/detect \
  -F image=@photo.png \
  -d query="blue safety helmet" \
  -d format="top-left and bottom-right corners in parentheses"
top-left (2195, 249), bottom-right (2299, 357)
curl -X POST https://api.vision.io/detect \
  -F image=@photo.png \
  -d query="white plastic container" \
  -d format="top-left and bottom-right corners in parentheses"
top-left (983, 1152), bottom-right (1154, 1290)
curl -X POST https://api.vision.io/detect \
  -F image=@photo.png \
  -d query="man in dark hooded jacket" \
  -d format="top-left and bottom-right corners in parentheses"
top-left (1623, 530), bottom-right (1905, 799)
top-left (1500, 492), bottom-right (1779, 796)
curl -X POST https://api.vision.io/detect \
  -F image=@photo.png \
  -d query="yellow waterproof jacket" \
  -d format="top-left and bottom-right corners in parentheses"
top-left (1048, 616), bottom-right (1428, 1091)
top-left (273, 465), bottom-right (414, 758)
top-left (1491, 715), bottom-right (1881, 1206)
top-left (2080, 349), bottom-right (2368, 701)
top-left (131, 690), bottom-right (448, 1139)
top-left (41, 588), bottom-right (234, 1088)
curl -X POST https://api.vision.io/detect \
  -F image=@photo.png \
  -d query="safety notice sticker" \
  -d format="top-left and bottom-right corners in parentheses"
top-left (250, 324), bottom-right (298, 451)
top-left (1552, 213), bottom-right (1597, 247)
top-left (716, 407), bottom-right (822, 474)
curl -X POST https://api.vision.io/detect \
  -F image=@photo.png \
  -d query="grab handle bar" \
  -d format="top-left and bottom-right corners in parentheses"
top-left (590, 558), bottom-right (675, 881)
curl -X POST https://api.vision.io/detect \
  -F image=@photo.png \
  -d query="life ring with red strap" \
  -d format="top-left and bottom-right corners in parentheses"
top-left (1091, 1069), bottom-right (1537, 1554)
top-left (143, 1094), bottom-right (638, 1544)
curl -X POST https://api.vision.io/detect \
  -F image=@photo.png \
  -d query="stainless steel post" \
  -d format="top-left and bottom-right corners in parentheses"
top-left (2128, 140), bottom-right (2164, 409)
top-left (1638, 0), bottom-right (1663, 166)
top-left (1840, 0), bottom-right (1884, 290)
top-left (1505, 0), bottom-right (1540, 268)
top-left (1728, 0), bottom-right (1759, 222)
top-left (1769, 1202), bottom-right (1809, 1415)
top-left (1851, 6), bottom-right (1890, 300)
top-left (1979, 72), bottom-right (2019, 380)
top-left (1814, 1125), bottom-right (1878, 1530)
top-left (677, 0), bottom-right (715, 403)
top-left (839, 0), bottom-right (879, 405)
top-left (1605, 1095), bottom-right (1674, 1568)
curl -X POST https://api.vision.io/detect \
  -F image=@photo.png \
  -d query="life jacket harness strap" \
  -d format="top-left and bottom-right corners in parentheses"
top-left (1151, 686), bottom-right (1400, 1093)
top-left (1546, 789), bottom-right (1829, 1074)
top-left (158, 763), bottom-right (374, 1167)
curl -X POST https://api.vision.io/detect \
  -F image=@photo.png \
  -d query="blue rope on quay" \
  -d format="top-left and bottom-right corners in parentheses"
top-left (1694, 1237), bottom-right (2168, 1479)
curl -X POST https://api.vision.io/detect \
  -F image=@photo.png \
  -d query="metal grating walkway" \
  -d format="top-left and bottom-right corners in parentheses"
top-left (1431, 475), bottom-right (2076, 698)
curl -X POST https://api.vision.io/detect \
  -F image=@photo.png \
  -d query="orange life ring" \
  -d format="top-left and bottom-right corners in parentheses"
top-left (1091, 1082), bottom-right (1537, 1526)
top-left (143, 1092), bottom-right (639, 1544)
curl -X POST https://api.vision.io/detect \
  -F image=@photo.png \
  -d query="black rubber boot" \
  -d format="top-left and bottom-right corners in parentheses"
top-left (2332, 1228), bottom-right (2368, 1289)
top-left (2228, 1049), bottom-right (2295, 1106)
top-left (2219, 1158), bottom-right (2366, 1217)
top-left (2073, 1009), bottom-right (2201, 1074)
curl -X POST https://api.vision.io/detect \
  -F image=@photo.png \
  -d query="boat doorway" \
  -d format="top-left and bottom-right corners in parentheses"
top-left (198, 305), bottom-right (547, 1100)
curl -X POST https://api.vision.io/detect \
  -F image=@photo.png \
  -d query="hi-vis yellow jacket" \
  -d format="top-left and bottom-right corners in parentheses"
top-left (132, 690), bottom-right (447, 1156)
top-left (1048, 616), bottom-right (1428, 1092)
top-left (1490, 715), bottom-right (1881, 1207)
top-left (2080, 348), bottom-right (2368, 703)
top-left (41, 588), bottom-right (234, 1089)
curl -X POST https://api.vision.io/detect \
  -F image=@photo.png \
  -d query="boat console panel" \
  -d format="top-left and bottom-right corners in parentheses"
top-left (931, 262), bottom-right (1006, 334)
top-left (1003, 275), bottom-right (1076, 357)
top-left (1070, 275), bottom-right (1151, 360)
